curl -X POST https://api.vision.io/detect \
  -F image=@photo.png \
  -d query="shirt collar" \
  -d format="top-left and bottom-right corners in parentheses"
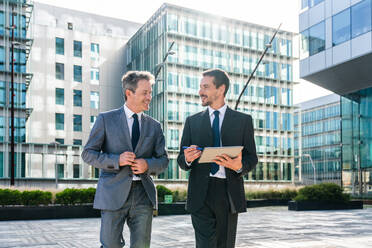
top-left (124, 104), bottom-right (143, 120)
top-left (208, 104), bottom-right (227, 117)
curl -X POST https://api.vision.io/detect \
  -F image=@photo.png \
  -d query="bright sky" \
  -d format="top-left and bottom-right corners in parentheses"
top-left (36, 0), bottom-right (332, 104)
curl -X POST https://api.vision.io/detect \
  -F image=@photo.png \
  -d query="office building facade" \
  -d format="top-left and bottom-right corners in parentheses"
top-left (126, 3), bottom-right (297, 182)
top-left (294, 94), bottom-right (341, 185)
top-left (1, 2), bottom-right (141, 184)
top-left (299, 0), bottom-right (372, 193)
top-left (0, 0), bottom-right (33, 179)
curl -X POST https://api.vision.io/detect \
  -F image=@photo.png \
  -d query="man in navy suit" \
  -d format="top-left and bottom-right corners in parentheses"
top-left (177, 68), bottom-right (258, 248)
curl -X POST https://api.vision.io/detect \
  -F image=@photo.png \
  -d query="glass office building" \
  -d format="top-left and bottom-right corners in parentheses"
top-left (294, 94), bottom-right (341, 185)
top-left (126, 3), bottom-right (297, 182)
top-left (0, 0), bottom-right (33, 178)
top-left (299, 0), bottom-right (372, 194)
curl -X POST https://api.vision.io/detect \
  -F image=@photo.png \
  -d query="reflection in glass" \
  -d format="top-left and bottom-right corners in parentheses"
top-left (332, 9), bottom-right (350, 46)
top-left (351, 0), bottom-right (371, 38)
top-left (309, 21), bottom-right (325, 55)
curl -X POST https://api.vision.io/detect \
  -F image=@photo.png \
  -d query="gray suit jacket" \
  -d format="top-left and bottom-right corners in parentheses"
top-left (81, 106), bottom-right (169, 210)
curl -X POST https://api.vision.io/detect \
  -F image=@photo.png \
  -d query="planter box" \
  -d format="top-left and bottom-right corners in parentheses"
top-left (158, 202), bottom-right (188, 215)
top-left (247, 199), bottom-right (289, 208)
top-left (0, 204), bottom-right (100, 221)
top-left (288, 200), bottom-right (363, 211)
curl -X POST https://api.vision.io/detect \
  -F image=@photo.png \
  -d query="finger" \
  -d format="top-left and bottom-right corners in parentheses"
top-left (220, 154), bottom-right (230, 161)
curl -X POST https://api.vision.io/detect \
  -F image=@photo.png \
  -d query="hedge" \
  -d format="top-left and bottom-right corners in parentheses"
top-left (246, 189), bottom-right (298, 200)
top-left (294, 183), bottom-right (350, 203)
top-left (55, 188), bottom-right (96, 205)
top-left (0, 189), bottom-right (52, 206)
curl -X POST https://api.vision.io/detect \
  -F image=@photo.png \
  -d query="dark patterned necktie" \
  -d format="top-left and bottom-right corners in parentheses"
top-left (131, 113), bottom-right (140, 151)
top-left (211, 110), bottom-right (220, 175)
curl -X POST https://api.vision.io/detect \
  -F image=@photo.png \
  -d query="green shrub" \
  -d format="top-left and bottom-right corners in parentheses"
top-left (21, 190), bottom-right (52, 206)
top-left (0, 188), bottom-right (22, 205)
top-left (55, 188), bottom-right (96, 205)
top-left (246, 189), bottom-right (298, 200)
top-left (294, 183), bottom-right (349, 203)
top-left (156, 185), bottom-right (172, 202)
top-left (172, 190), bottom-right (187, 202)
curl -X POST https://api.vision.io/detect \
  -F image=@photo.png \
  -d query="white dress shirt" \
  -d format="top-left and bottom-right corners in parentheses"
top-left (207, 104), bottom-right (227, 179)
top-left (124, 104), bottom-right (142, 181)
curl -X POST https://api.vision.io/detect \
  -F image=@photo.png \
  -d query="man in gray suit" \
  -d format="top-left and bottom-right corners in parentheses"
top-left (82, 71), bottom-right (169, 248)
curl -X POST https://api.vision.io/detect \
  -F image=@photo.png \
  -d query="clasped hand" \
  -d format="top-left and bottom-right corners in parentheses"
top-left (119, 151), bottom-right (148, 174)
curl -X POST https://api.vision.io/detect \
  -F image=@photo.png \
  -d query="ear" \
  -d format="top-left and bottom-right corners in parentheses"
top-left (125, 89), bottom-right (132, 100)
top-left (218, 84), bottom-right (226, 96)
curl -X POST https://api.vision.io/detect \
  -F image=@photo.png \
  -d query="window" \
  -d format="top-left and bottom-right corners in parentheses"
top-left (301, 0), bottom-right (309, 9)
top-left (55, 88), bottom-right (64, 105)
top-left (73, 90), bottom-right (82, 107)
top-left (90, 68), bottom-right (99, 84)
top-left (90, 115), bottom-right (97, 129)
top-left (91, 43), bottom-right (99, 60)
top-left (90, 91), bottom-right (99, 109)
top-left (351, 0), bottom-right (371, 39)
top-left (55, 63), bottom-right (64, 80)
top-left (73, 114), bottom-right (82, 132)
top-left (55, 113), bottom-right (64, 130)
top-left (309, 21), bottom-right (325, 55)
top-left (73, 139), bottom-right (82, 145)
top-left (73, 164), bottom-right (80, 178)
top-left (332, 9), bottom-right (350, 46)
top-left (167, 129), bottom-right (179, 150)
top-left (55, 37), bottom-right (64, 55)
top-left (309, 0), bottom-right (324, 8)
top-left (55, 138), bottom-right (64, 144)
top-left (67, 22), bottom-right (73, 30)
top-left (73, 65), bottom-right (82, 82)
top-left (94, 168), bottom-right (99, 178)
top-left (73, 40), bottom-right (82, 57)
top-left (58, 164), bottom-right (64, 178)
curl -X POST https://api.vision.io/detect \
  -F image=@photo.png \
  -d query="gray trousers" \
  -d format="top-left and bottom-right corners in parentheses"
top-left (100, 181), bottom-right (153, 248)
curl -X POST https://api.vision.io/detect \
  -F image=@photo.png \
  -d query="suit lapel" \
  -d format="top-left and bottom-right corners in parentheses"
top-left (221, 107), bottom-right (235, 146)
top-left (134, 113), bottom-right (149, 153)
top-left (119, 106), bottom-right (133, 151)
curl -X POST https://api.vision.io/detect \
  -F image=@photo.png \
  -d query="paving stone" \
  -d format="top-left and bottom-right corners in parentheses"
top-left (0, 206), bottom-right (372, 247)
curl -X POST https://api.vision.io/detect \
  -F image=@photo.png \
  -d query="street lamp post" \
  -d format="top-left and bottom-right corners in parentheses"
top-left (5, 7), bottom-right (16, 186)
top-left (154, 41), bottom-right (176, 130)
top-left (50, 141), bottom-right (60, 188)
top-left (303, 153), bottom-right (316, 185)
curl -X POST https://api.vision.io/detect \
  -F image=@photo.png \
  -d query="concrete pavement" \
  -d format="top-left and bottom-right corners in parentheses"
top-left (1, 206), bottom-right (372, 247)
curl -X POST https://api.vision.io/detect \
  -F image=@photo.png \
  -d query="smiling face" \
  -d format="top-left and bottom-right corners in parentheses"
top-left (199, 76), bottom-right (226, 108)
top-left (125, 79), bottom-right (152, 113)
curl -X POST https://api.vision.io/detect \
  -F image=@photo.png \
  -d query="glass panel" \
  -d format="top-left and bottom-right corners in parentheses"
top-left (351, 0), bottom-right (371, 38)
top-left (309, 21), bottom-right (325, 55)
top-left (73, 114), bottom-right (82, 131)
top-left (73, 65), bottom-right (82, 82)
top-left (73, 164), bottom-right (80, 178)
top-left (73, 40), bottom-right (82, 57)
top-left (55, 63), bottom-right (64, 80)
top-left (55, 113), bottom-right (64, 130)
top-left (90, 91), bottom-right (99, 109)
top-left (55, 88), bottom-right (64, 105)
top-left (56, 37), bottom-right (64, 55)
top-left (332, 9), bottom-right (351, 46)
top-left (73, 90), bottom-right (82, 107)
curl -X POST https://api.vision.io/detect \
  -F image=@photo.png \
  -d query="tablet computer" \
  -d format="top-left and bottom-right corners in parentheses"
top-left (198, 146), bottom-right (243, 163)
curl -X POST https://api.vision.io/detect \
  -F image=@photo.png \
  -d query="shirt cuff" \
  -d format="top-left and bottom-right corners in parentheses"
top-left (235, 167), bottom-right (243, 173)
top-left (185, 157), bottom-right (192, 167)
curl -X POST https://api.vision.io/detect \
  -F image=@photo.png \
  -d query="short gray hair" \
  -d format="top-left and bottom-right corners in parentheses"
top-left (122, 71), bottom-right (155, 100)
